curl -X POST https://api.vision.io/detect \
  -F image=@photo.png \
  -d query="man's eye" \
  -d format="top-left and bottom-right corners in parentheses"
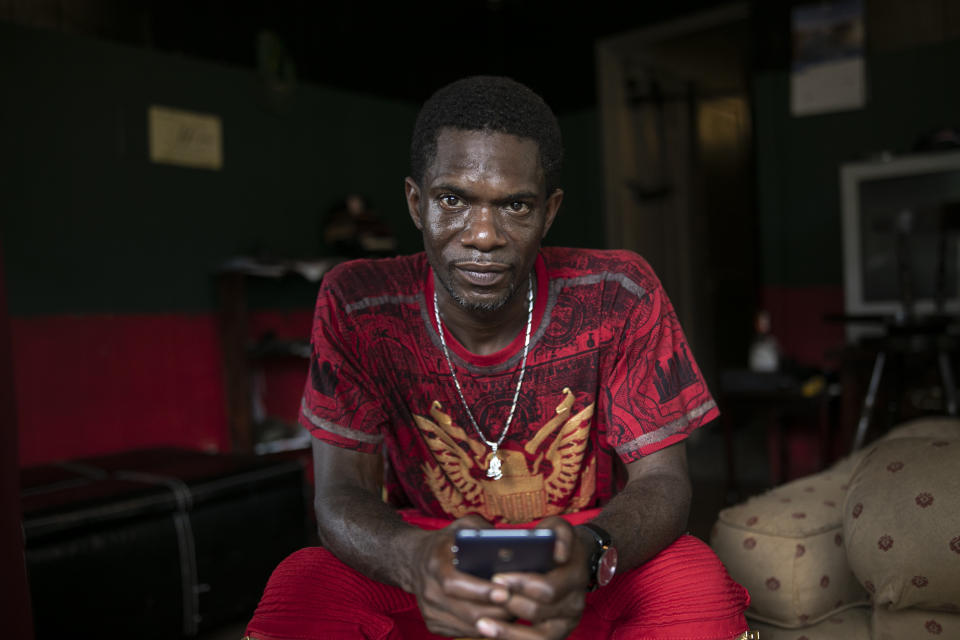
top-left (439, 194), bottom-right (464, 208)
top-left (507, 201), bottom-right (531, 214)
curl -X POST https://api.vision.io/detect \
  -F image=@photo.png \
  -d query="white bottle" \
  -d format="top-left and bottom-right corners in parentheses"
top-left (749, 310), bottom-right (780, 372)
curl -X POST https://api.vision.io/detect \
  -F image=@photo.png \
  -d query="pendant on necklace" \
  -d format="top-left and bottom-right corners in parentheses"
top-left (487, 444), bottom-right (503, 480)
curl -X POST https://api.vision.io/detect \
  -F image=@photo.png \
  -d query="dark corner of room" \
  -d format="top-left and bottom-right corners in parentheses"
top-left (3, 1), bottom-right (960, 638)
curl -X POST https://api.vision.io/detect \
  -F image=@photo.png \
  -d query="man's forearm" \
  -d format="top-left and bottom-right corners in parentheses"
top-left (583, 468), bottom-right (691, 573)
top-left (315, 484), bottom-right (428, 592)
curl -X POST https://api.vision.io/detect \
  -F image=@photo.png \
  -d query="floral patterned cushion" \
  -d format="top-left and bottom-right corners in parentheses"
top-left (711, 417), bottom-right (960, 630)
top-left (711, 456), bottom-right (870, 627)
top-left (748, 607), bottom-right (870, 639)
top-left (843, 435), bottom-right (960, 612)
top-left (879, 416), bottom-right (960, 442)
top-left (871, 605), bottom-right (960, 639)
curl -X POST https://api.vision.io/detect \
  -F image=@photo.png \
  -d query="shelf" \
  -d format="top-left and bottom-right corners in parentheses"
top-left (215, 256), bottom-right (340, 454)
top-left (218, 256), bottom-right (343, 282)
top-left (253, 429), bottom-right (312, 455)
top-left (249, 338), bottom-right (311, 360)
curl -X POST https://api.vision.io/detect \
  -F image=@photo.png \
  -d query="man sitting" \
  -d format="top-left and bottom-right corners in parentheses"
top-left (245, 75), bottom-right (750, 640)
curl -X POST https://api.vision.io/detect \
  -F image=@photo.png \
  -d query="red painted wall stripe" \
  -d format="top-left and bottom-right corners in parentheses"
top-left (759, 285), bottom-right (846, 369)
top-left (1, 243), bottom-right (35, 637)
top-left (11, 292), bottom-right (844, 468)
top-left (12, 313), bottom-right (232, 467)
top-left (12, 310), bottom-right (315, 467)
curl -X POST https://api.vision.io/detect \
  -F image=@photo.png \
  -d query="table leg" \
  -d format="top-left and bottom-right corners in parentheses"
top-left (853, 351), bottom-right (886, 451)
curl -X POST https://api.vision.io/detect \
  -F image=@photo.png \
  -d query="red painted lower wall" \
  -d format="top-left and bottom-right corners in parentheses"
top-left (759, 285), bottom-right (847, 370)
top-left (13, 313), bottom-right (231, 466)
top-left (1, 245), bottom-right (35, 638)
top-left (13, 309), bottom-right (315, 467)
top-left (11, 289), bottom-right (842, 468)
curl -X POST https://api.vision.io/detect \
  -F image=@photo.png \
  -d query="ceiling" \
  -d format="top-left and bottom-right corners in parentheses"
top-left (137, 0), bottom-right (734, 114)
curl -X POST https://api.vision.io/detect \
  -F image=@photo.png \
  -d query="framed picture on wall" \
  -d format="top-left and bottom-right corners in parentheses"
top-left (790, 0), bottom-right (866, 117)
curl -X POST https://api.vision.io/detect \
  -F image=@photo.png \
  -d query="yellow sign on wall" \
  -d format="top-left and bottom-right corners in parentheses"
top-left (148, 105), bottom-right (223, 170)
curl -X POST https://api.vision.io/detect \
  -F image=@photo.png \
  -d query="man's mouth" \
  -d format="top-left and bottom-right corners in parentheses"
top-left (453, 262), bottom-right (509, 287)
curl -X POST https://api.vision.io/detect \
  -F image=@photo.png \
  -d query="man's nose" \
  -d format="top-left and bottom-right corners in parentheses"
top-left (461, 206), bottom-right (506, 252)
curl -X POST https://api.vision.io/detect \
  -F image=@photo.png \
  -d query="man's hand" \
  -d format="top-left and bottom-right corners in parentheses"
top-left (410, 515), bottom-right (517, 637)
top-left (470, 516), bottom-right (591, 640)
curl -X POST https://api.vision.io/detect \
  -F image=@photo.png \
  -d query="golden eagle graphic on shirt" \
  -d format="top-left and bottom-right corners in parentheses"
top-left (413, 388), bottom-right (596, 524)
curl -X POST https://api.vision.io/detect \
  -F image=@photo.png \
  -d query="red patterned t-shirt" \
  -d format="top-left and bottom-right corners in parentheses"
top-left (300, 248), bottom-right (718, 523)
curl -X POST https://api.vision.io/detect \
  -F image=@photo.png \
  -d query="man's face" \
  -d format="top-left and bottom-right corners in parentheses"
top-left (405, 128), bottom-right (562, 314)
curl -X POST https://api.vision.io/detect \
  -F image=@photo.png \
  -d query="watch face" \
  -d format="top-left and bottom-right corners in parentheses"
top-left (597, 546), bottom-right (618, 587)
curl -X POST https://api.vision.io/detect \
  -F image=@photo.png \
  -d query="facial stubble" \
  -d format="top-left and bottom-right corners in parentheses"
top-left (435, 264), bottom-right (523, 314)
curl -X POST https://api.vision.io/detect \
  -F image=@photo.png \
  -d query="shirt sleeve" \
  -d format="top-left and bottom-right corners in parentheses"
top-left (298, 280), bottom-right (387, 454)
top-left (600, 263), bottom-right (719, 463)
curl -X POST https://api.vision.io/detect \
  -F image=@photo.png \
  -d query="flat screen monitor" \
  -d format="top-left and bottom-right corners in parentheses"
top-left (840, 150), bottom-right (960, 342)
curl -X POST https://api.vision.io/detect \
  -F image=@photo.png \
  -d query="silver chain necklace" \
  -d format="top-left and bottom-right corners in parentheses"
top-left (433, 274), bottom-right (534, 480)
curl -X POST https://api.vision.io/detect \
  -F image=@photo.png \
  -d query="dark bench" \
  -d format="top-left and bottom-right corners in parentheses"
top-left (21, 447), bottom-right (308, 639)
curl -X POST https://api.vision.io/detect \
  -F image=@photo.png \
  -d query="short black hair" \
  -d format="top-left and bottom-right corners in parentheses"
top-left (409, 75), bottom-right (563, 195)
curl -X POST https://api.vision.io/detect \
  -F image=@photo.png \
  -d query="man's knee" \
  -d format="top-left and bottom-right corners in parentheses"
top-left (247, 547), bottom-right (416, 640)
top-left (254, 546), bottom-right (420, 615)
top-left (588, 534), bottom-right (750, 623)
top-left (636, 534), bottom-right (749, 602)
top-left (257, 546), bottom-right (397, 611)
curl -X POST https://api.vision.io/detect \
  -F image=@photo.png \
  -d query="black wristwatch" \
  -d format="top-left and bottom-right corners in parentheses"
top-left (579, 522), bottom-right (618, 590)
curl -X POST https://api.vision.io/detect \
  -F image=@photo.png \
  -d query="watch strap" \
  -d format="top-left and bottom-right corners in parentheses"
top-left (581, 522), bottom-right (612, 548)
top-left (579, 522), bottom-right (612, 590)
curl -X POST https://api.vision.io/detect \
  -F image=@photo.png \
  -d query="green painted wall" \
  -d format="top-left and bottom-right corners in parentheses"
top-left (754, 38), bottom-right (960, 287)
top-left (0, 22), bottom-right (417, 314)
top-left (551, 108), bottom-right (605, 250)
top-left (0, 22), bottom-right (605, 316)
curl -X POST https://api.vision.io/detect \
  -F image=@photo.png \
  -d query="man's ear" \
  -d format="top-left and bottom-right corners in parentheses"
top-left (541, 188), bottom-right (563, 239)
top-left (404, 177), bottom-right (424, 231)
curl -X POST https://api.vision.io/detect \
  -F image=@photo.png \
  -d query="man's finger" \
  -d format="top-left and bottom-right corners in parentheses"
top-left (442, 571), bottom-right (512, 604)
top-left (491, 573), bottom-right (556, 602)
top-left (476, 616), bottom-right (543, 640)
top-left (476, 615), bottom-right (577, 640)
top-left (423, 603), bottom-right (513, 637)
top-left (537, 516), bottom-right (575, 564)
top-left (491, 572), bottom-right (586, 623)
top-left (428, 601), bottom-right (514, 625)
top-left (502, 587), bottom-right (584, 624)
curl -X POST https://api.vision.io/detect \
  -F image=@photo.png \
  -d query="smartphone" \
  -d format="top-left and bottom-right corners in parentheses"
top-left (452, 528), bottom-right (556, 579)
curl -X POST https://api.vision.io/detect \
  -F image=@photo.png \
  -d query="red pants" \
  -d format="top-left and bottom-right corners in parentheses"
top-left (245, 515), bottom-right (749, 640)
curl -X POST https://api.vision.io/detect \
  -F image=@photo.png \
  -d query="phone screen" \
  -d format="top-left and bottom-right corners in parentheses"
top-left (452, 529), bottom-right (556, 579)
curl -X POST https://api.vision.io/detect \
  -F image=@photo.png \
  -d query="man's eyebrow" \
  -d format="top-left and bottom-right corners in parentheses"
top-left (430, 182), bottom-right (469, 195)
top-left (496, 190), bottom-right (539, 202)
top-left (429, 183), bottom-right (540, 203)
